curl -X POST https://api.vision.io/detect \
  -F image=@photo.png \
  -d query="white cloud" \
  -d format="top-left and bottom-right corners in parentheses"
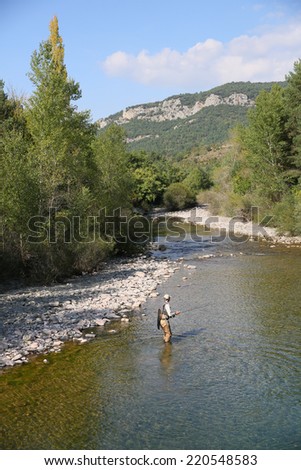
top-left (102, 21), bottom-right (301, 90)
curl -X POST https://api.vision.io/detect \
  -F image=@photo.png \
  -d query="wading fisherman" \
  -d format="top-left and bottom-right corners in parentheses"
top-left (158, 294), bottom-right (180, 343)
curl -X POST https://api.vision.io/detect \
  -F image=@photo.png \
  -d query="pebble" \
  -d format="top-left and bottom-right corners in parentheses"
top-left (0, 256), bottom-right (179, 369)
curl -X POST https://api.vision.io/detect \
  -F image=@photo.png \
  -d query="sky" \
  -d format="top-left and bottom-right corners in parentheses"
top-left (1, 0), bottom-right (301, 120)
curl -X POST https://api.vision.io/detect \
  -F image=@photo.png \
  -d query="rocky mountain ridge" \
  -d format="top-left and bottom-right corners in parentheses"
top-left (98, 92), bottom-right (254, 128)
top-left (96, 81), bottom-right (286, 155)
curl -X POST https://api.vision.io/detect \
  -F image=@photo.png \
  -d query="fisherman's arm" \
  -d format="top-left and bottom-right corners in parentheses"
top-left (170, 311), bottom-right (181, 318)
top-left (165, 304), bottom-right (180, 318)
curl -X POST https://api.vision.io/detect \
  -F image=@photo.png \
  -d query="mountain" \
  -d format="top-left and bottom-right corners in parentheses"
top-left (97, 81), bottom-right (286, 156)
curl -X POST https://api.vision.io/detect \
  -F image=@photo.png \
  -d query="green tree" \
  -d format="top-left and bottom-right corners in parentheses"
top-left (26, 16), bottom-right (94, 212)
top-left (163, 182), bottom-right (195, 210)
top-left (132, 166), bottom-right (164, 206)
top-left (182, 166), bottom-right (212, 194)
top-left (239, 85), bottom-right (290, 203)
top-left (93, 124), bottom-right (133, 212)
top-left (0, 83), bottom-right (41, 275)
top-left (285, 59), bottom-right (301, 170)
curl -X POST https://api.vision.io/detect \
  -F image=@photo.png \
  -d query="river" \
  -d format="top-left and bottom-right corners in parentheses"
top-left (1, 226), bottom-right (301, 450)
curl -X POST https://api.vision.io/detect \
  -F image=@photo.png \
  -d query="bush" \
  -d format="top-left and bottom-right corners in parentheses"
top-left (182, 167), bottom-right (212, 195)
top-left (163, 183), bottom-right (195, 210)
top-left (273, 189), bottom-right (301, 235)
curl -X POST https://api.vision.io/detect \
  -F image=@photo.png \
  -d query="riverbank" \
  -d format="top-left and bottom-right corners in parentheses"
top-left (164, 206), bottom-right (301, 246)
top-left (0, 255), bottom-right (180, 369)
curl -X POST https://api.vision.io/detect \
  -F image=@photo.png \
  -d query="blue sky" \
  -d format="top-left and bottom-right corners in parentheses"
top-left (1, 0), bottom-right (301, 120)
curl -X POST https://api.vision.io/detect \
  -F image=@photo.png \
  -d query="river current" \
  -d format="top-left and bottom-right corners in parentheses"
top-left (1, 227), bottom-right (301, 450)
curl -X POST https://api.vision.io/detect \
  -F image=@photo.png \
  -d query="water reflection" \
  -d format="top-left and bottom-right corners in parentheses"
top-left (159, 342), bottom-right (173, 372)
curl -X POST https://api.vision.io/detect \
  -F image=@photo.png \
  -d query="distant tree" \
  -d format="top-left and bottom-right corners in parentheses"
top-left (163, 182), bottom-right (195, 210)
top-left (182, 166), bottom-right (212, 194)
top-left (132, 166), bottom-right (164, 206)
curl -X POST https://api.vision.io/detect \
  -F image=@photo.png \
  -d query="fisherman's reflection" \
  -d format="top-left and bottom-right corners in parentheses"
top-left (159, 342), bottom-right (173, 372)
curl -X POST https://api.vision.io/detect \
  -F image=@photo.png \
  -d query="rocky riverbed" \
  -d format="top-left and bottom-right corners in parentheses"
top-left (0, 255), bottom-right (180, 369)
top-left (164, 207), bottom-right (301, 246)
top-left (2, 206), bottom-right (300, 371)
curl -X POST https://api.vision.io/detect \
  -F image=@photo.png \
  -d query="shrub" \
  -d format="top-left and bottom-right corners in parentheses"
top-left (273, 189), bottom-right (301, 235)
top-left (163, 183), bottom-right (195, 210)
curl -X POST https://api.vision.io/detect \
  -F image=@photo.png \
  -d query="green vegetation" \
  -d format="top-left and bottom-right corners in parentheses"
top-left (101, 81), bottom-right (287, 157)
top-left (123, 105), bottom-right (250, 156)
top-left (1, 16), bottom-right (300, 285)
top-left (163, 183), bottom-right (195, 211)
top-left (169, 81), bottom-right (286, 105)
top-left (0, 18), bottom-right (140, 282)
top-left (198, 63), bottom-right (301, 235)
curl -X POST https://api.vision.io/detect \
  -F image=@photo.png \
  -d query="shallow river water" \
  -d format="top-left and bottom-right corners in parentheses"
top-left (1, 230), bottom-right (301, 450)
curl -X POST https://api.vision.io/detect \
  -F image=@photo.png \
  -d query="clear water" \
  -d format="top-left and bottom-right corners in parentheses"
top-left (1, 233), bottom-right (301, 450)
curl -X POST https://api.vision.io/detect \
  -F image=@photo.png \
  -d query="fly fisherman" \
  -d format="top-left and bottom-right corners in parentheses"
top-left (158, 294), bottom-right (181, 343)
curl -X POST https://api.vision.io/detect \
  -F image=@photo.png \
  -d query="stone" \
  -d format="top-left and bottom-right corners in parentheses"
top-left (26, 342), bottom-right (39, 351)
top-left (95, 318), bottom-right (108, 327)
top-left (77, 319), bottom-right (88, 329)
top-left (105, 313), bottom-right (121, 320)
top-left (136, 271), bottom-right (146, 278)
top-left (12, 353), bottom-right (22, 361)
top-left (132, 302), bottom-right (141, 309)
top-left (0, 253), bottom-right (182, 368)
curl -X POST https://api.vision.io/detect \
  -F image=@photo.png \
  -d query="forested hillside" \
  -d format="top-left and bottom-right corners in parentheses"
top-left (98, 81), bottom-right (286, 156)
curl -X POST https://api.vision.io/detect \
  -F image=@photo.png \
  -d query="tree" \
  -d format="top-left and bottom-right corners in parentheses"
top-left (0, 81), bottom-right (41, 274)
top-left (26, 16), bottom-right (94, 212)
top-left (239, 85), bottom-right (290, 203)
top-left (285, 59), bottom-right (301, 169)
top-left (182, 166), bottom-right (212, 194)
top-left (163, 182), bottom-right (195, 210)
top-left (93, 124), bottom-right (133, 212)
top-left (132, 166), bottom-right (164, 206)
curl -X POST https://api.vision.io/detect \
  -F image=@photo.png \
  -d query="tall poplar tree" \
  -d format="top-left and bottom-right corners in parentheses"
top-left (26, 16), bottom-right (95, 212)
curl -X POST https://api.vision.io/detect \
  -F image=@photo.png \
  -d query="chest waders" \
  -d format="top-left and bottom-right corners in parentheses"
top-left (158, 304), bottom-right (172, 343)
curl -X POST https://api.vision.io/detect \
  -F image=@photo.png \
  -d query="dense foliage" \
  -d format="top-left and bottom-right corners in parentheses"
top-left (199, 63), bottom-right (301, 235)
top-left (123, 105), bottom-right (250, 156)
top-left (0, 18), bottom-right (139, 282)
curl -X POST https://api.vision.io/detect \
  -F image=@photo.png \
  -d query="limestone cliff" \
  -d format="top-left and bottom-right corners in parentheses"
top-left (98, 92), bottom-right (254, 128)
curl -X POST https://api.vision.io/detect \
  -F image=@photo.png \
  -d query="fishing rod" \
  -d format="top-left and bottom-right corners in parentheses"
top-left (179, 303), bottom-right (211, 314)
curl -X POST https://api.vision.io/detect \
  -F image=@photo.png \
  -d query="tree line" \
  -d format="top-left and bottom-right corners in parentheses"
top-left (1, 17), bottom-right (300, 283)
top-left (1, 17), bottom-right (139, 282)
top-left (1, 17), bottom-right (211, 283)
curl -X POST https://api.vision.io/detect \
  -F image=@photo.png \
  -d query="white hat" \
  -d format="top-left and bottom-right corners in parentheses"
top-left (164, 294), bottom-right (170, 301)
